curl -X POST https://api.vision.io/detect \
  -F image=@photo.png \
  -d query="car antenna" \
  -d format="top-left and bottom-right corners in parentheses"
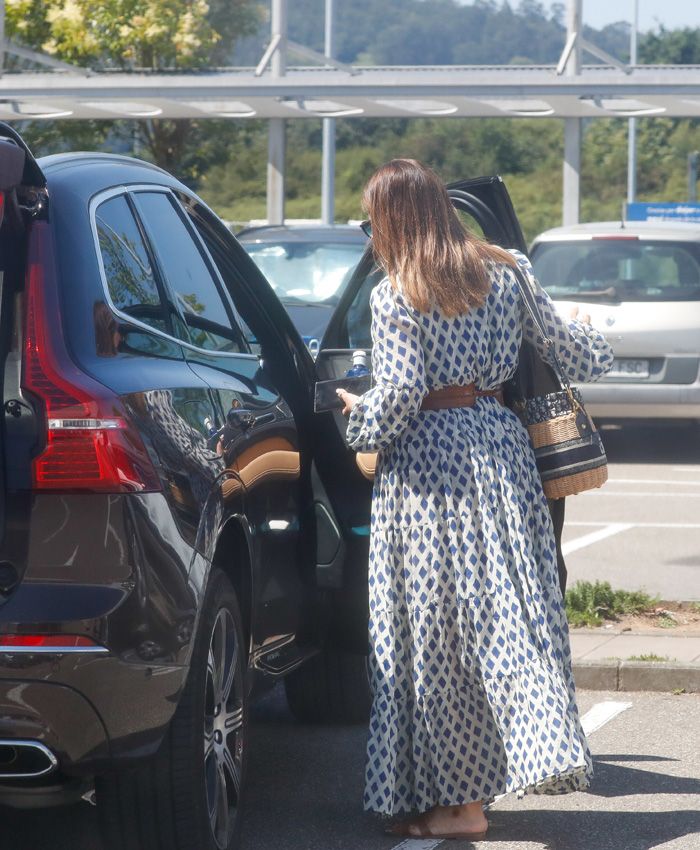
top-left (620, 201), bottom-right (626, 230)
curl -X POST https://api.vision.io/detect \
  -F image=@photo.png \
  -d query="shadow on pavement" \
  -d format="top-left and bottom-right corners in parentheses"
top-left (240, 684), bottom-right (385, 850)
top-left (486, 808), bottom-right (700, 850)
top-left (597, 420), bottom-right (700, 465)
top-left (589, 754), bottom-right (700, 797)
top-left (3, 803), bottom-right (100, 850)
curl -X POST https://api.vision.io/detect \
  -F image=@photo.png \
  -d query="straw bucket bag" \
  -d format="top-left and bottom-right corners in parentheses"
top-left (511, 265), bottom-right (608, 499)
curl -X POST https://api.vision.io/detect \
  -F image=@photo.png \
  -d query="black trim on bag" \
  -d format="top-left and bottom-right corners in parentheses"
top-left (535, 442), bottom-right (607, 478)
top-left (523, 388), bottom-right (586, 425)
top-left (533, 432), bottom-right (601, 458)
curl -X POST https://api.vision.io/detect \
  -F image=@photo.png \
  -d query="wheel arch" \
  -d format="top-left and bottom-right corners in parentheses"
top-left (211, 516), bottom-right (254, 658)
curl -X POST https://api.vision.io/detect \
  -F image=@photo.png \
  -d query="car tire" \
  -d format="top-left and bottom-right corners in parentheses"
top-left (283, 647), bottom-right (372, 724)
top-left (97, 569), bottom-right (248, 850)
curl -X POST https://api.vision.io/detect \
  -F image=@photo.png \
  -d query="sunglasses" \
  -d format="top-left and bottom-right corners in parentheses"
top-left (360, 219), bottom-right (372, 238)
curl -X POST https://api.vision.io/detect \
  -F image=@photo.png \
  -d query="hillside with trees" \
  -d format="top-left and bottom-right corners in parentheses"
top-left (6, 1), bottom-right (700, 239)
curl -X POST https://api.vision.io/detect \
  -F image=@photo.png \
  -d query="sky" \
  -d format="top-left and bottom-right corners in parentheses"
top-left (546, 0), bottom-right (700, 32)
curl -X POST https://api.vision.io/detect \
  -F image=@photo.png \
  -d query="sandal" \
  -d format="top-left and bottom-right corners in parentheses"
top-left (384, 811), bottom-right (488, 841)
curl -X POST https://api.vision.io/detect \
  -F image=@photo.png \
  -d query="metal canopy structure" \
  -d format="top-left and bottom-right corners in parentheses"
top-left (2, 64), bottom-right (700, 121)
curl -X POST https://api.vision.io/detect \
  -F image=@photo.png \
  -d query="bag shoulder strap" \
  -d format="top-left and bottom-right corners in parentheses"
top-left (510, 262), bottom-right (568, 391)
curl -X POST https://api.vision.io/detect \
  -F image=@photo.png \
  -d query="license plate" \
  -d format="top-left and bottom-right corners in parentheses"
top-left (606, 358), bottom-right (650, 379)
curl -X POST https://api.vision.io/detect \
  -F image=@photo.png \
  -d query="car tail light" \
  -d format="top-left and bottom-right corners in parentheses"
top-left (0, 634), bottom-right (102, 648)
top-left (591, 235), bottom-right (639, 240)
top-left (21, 222), bottom-right (161, 493)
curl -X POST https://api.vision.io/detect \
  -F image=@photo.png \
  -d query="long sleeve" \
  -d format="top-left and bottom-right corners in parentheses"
top-left (346, 279), bottom-right (426, 452)
top-left (509, 250), bottom-right (614, 383)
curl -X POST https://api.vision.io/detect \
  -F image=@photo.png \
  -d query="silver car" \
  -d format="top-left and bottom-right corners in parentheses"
top-left (530, 221), bottom-right (700, 419)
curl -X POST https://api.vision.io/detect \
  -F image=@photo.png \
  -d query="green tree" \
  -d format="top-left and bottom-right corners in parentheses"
top-left (6, 0), bottom-right (260, 177)
top-left (7, 0), bottom-right (257, 68)
top-left (640, 26), bottom-right (700, 64)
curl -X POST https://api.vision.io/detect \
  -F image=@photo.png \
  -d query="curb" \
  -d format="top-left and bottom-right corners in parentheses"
top-left (573, 660), bottom-right (700, 693)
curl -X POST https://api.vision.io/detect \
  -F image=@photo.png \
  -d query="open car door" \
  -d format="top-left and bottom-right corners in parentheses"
top-left (0, 124), bottom-right (47, 559)
top-left (316, 175), bottom-right (532, 418)
top-left (314, 177), bottom-right (568, 646)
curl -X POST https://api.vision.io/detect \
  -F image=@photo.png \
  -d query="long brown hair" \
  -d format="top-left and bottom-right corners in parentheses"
top-left (362, 159), bottom-right (516, 315)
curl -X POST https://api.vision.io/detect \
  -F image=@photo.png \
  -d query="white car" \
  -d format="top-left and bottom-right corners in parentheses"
top-left (530, 221), bottom-right (700, 420)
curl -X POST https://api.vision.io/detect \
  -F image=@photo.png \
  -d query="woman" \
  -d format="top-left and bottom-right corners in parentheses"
top-left (337, 159), bottom-right (613, 840)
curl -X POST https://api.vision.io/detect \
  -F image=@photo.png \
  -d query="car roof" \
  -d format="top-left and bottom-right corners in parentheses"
top-left (38, 151), bottom-right (185, 202)
top-left (532, 220), bottom-right (700, 243)
top-left (236, 223), bottom-right (366, 243)
top-left (40, 151), bottom-right (170, 174)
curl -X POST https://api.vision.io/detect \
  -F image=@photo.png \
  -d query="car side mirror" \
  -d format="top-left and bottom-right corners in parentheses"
top-left (0, 138), bottom-right (26, 192)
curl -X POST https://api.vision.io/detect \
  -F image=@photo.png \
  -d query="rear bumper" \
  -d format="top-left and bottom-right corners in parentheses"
top-left (0, 654), bottom-right (188, 777)
top-left (0, 492), bottom-right (200, 793)
top-left (0, 679), bottom-right (108, 771)
top-left (580, 381), bottom-right (700, 419)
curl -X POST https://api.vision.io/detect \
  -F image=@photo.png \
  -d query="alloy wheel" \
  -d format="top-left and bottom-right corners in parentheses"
top-left (204, 607), bottom-right (244, 849)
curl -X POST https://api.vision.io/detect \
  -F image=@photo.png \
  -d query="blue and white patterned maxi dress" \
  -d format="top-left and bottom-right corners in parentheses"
top-left (345, 251), bottom-right (614, 815)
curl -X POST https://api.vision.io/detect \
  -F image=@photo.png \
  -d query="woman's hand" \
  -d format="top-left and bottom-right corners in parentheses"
top-left (336, 389), bottom-right (360, 417)
top-left (569, 305), bottom-right (592, 325)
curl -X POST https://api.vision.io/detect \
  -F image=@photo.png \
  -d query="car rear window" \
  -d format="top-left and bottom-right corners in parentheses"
top-left (95, 194), bottom-right (169, 333)
top-left (531, 239), bottom-right (700, 302)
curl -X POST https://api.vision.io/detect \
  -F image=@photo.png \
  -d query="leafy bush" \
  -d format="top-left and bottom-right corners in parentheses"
top-left (565, 581), bottom-right (657, 628)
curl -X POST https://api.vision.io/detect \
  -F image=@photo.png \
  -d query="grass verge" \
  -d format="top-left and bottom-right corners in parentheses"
top-left (565, 580), bottom-right (657, 628)
top-left (627, 654), bottom-right (674, 663)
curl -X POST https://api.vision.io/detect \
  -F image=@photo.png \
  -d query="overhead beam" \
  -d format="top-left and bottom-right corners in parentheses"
top-left (287, 41), bottom-right (357, 75)
top-left (1, 66), bottom-right (699, 120)
top-left (255, 33), bottom-right (282, 77)
top-left (4, 40), bottom-right (91, 75)
top-left (580, 38), bottom-right (631, 75)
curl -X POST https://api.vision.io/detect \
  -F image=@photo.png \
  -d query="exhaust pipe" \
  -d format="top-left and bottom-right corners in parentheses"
top-left (0, 740), bottom-right (58, 779)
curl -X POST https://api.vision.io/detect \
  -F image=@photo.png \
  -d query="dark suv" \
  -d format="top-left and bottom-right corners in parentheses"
top-left (0, 124), bottom-right (556, 850)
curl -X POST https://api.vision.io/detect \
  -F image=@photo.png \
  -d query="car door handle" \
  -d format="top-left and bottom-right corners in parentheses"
top-left (227, 408), bottom-right (256, 430)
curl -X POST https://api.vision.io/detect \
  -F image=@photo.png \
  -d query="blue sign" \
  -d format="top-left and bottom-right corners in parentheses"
top-left (626, 202), bottom-right (700, 223)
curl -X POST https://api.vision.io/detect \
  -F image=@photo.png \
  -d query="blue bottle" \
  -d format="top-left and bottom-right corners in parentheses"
top-left (346, 350), bottom-right (369, 377)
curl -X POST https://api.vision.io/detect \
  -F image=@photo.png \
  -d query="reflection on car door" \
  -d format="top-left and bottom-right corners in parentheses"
top-left (93, 189), bottom-right (220, 551)
top-left (132, 188), bottom-right (306, 655)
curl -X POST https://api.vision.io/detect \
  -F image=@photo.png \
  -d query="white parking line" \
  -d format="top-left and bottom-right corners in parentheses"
top-left (580, 700), bottom-right (633, 736)
top-left (388, 700), bottom-right (633, 849)
top-left (561, 523), bottom-right (633, 555)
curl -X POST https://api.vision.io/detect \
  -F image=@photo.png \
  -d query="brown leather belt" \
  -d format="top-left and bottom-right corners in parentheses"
top-left (420, 383), bottom-right (504, 411)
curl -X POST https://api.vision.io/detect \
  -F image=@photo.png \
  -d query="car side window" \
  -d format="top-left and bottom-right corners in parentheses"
top-left (131, 191), bottom-right (245, 353)
top-left (95, 194), bottom-right (170, 334)
top-left (182, 204), bottom-right (264, 355)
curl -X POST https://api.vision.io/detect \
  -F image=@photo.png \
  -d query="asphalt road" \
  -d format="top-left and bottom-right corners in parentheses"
top-left (562, 420), bottom-right (700, 601)
top-left (5, 685), bottom-right (699, 850)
